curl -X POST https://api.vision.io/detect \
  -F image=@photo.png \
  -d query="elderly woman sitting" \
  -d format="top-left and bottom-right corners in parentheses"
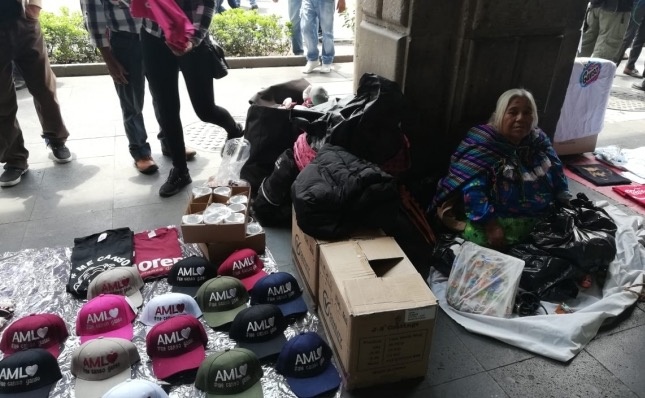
top-left (432, 88), bottom-right (571, 250)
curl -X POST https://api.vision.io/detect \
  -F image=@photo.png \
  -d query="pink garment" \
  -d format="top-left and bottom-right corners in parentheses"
top-left (293, 132), bottom-right (317, 171)
top-left (130, 0), bottom-right (195, 51)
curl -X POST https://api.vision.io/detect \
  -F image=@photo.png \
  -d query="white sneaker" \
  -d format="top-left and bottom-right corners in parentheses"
top-left (320, 63), bottom-right (332, 73)
top-left (302, 60), bottom-right (319, 74)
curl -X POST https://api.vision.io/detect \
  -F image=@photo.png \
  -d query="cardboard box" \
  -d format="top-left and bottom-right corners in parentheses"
top-left (553, 134), bottom-right (598, 156)
top-left (318, 237), bottom-right (437, 390)
top-left (290, 211), bottom-right (383, 307)
top-left (199, 232), bottom-right (266, 264)
top-left (181, 187), bottom-right (250, 243)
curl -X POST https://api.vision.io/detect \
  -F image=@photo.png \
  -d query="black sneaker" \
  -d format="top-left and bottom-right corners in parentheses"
top-left (159, 168), bottom-right (192, 197)
top-left (45, 139), bottom-right (72, 163)
top-left (0, 167), bottom-right (28, 187)
top-left (251, 4), bottom-right (258, 9)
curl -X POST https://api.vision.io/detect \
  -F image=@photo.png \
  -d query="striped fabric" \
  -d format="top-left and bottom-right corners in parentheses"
top-left (432, 124), bottom-right (560, 208)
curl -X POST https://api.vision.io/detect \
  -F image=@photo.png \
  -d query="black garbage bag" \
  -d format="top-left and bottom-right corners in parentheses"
top-left (507, 244), bottom-right (579, 301)
top-left (430, 234), bottom-right (464, 277)
top-left (530, 193), bottom-right (617, 273)
top-left (251, 148), bottom-right (299, 227)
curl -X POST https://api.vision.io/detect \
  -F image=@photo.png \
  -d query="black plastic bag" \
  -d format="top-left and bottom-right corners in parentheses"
top-left (530, 193), bottom-right (617, 273)
top-left (251, 149), bottom-right (299, 227)
top-left (430, 234), bottom-right (464, 277)
top-left (507, 244), bottom-right (578, 301)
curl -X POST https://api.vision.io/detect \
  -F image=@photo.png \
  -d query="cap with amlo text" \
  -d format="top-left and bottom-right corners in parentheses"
top-left (76, 294), bottom-right (137, 344)
top-left (0, 313), bottom-right (69, 358)
top-left (229, 304), bottom-right (287, 361)
top-left (139, 293), bottom-right (202, 328)
top-left (0, 348), bottom-right (62, 398)
top-left (87, 267), bottom-right (145, 308)
top-left (195, 276), bottom-right (249, 329)
top-left (101, 378), bottom-right (169, 398)
top-left (275, 332), bottom-right (340, 398)
top-left (250, 272), bottom-right (308, 320)
top-left (167, 256), bottom-right (218, 296)
top-left (195, 348), bottom-right (263, 398)
top-left (146, 315), bottom-right (208, 381)
top-left (71, 337), bottom-right (141, 398)
top-left (217, 249), bottom-right (267, 291)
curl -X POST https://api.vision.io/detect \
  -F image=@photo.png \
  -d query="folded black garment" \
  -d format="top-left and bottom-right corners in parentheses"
top-left (567, 163), bottom-right (632, 186)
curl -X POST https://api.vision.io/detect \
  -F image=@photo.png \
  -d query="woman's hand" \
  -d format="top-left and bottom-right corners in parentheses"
top-left (485, 219), bottom-right (505, 250)
top-left (337, 0), bottom-right (346, 13)
top-left (25, 4), bottom-right (41, 20)
top-left (167, 40), bottom-right (194, 56)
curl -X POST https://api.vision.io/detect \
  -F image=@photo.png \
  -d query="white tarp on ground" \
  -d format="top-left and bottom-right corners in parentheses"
top-left (430, 202), bottom-right (645, 362)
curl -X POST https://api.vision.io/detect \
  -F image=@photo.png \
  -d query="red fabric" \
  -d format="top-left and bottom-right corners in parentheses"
top-left (130, 0), bottom-right (195, 51)
top-left (379, 134), bottom-right (411, 177)
top-left (133, 227), bottom-right (183, 280)
top-left (612, 184), bottom-right (645, 208)
top-left (293, 132), bottom-right (317, 171)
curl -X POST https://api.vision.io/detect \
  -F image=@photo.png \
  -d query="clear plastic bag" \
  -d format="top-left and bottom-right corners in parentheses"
top-left (210, 138), bottom-right (251, 187)
top-left (446, 241), bottom-right (524, 318)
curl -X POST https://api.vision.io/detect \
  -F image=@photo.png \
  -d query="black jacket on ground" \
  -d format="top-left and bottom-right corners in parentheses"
top-left (291, 145), bottom-right (400, 240)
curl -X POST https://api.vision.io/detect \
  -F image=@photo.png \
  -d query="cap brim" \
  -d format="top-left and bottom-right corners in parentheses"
top-left (276, 296), bottom-right (308, 319)
top-left (205, 379), bottom-right (263, 398)
top-left (4, 384), bottom-right (57, 398)
top-left (170, 285), bottom-right (200, 297)
top-left (127, 290), bottom-right (144, 309)
top-left (201, 304), bottom-right (248, 328)
top-left (79, 324), bottom-right (134, 344)
top-left (152, 345), bottom-right (205, 380)
top-left (237, 334), bottom-right (287, 361)
top-left (285, 363), bottom-right (341, 398)
top-left (74, 368), bottom-right (132, 398)
top-left (240, 271), bottom-right (269, 292)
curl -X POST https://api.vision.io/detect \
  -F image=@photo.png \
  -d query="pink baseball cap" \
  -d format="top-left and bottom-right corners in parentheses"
top-left (0, 313), bottom-right (69, 358)
top-left (146, 315), bottom-right (208, 381)
top-left (76, 294), bottom-right (137, 344)
top-left (217, 249), bottom-right (267, 291)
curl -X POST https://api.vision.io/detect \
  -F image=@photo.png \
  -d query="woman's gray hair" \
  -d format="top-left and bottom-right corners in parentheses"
top-left (489, 88), bottom-right (539, 131)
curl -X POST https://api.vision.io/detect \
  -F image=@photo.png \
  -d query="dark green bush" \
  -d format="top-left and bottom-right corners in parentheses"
top-left (210, 9), bottom-right (290, 57)
top-left (40, 7), bottom-right (101, 64)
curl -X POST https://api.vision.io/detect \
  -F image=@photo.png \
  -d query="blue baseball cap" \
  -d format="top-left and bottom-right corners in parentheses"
top-left (249, 272), bottom-right (308, 319)
top-left (275, 332), bottom-right (341, 398)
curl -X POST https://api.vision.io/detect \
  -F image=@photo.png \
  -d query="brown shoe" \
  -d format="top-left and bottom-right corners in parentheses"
top-left (161, 146), bottom-right (197, 161)
top-left (135, 156), bottom-right (159, 175)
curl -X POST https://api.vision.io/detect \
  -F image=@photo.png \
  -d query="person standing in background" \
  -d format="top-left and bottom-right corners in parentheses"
top-left (287, 0), bottom-right (304, 55)
top-left (140, 0), bottom-right (243, 197)
top-left (0, 0), bottom-right (73, 188)
top-left (614, 0), bottom-right (645, 77)
top-left (579, 0), bottom-right (633, 60)
top-left (301, 0), bottom-right (345, 73)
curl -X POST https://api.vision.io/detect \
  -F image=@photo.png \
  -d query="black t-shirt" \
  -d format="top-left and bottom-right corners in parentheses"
top-left (0, 1), bottom-right (21, 23)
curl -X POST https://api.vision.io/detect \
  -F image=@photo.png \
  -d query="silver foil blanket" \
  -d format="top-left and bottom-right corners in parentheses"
top-left (0, 242), bottom-right (340, 398)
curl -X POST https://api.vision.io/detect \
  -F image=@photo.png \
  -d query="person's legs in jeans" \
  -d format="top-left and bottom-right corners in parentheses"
top-left (593, 9), bottom-right (629, 60)
top-left (110, 32), bottom-right (151, 161)
top-left (288, 0), bottom-right (303, 55)
top-left (318, 0), bottom-right (335, 66)
top-left (13, 17), bottom-right (70, 161)
top-left (178, 39), bottom-right (240, 139)
top-left (302, 0), bottom-right (320, 63)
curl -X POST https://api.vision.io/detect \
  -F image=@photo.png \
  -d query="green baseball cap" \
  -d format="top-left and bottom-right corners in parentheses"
top-left (195, 276), bottom-right (249, 329)
top-left (195, 348), bottom-right (264, 397)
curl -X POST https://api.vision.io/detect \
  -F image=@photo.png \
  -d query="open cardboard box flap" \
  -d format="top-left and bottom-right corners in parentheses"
top-left (343, 274), bottom-right (437, 315)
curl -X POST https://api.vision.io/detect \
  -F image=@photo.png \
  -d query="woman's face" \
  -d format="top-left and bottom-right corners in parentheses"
top-left (499, 96), bottom-right (533, 145)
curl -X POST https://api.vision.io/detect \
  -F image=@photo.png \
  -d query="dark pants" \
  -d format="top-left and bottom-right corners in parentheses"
top-left (0, 17), bottom-right (69, 170)
top-left (140, 30), bottom-right (238, 171)
top-left (110, 31), bottom-right (151, 160)
top-left (615, 5), bottom-right (645, 68)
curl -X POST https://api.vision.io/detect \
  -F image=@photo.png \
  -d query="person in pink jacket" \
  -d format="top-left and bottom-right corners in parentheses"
top-left (0, 0), bottom-right (73, 187)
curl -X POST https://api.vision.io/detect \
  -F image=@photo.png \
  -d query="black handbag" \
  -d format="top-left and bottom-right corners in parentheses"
top-left (207, 36), bottom-right (229, 79)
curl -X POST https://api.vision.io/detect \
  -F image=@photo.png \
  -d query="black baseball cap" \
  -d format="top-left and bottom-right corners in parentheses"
top-left (0, 348), bottom-right (62, 397)
top-left (229, 304), bottom-right (287, 361)
top-left (168, 256), bottom-right (218, 296)
top-left (250, 272), bottom-right (308, 320)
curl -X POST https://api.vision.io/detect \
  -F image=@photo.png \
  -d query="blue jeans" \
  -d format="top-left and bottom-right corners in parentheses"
top-left (302, 0), bottom-right (335, 64)
top-left (288, 0), bottom-right (303, 55)
top-left (110, 31), bottom-right (151, 160)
